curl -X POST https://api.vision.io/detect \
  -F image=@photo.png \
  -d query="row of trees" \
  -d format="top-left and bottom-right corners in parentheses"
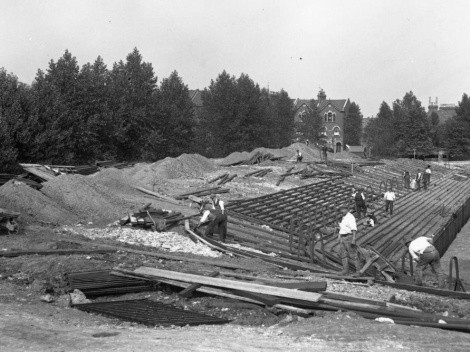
top-left (0, 49), bottom-right (299, 172)
top-left (364, 92), bottom-right (470, 159)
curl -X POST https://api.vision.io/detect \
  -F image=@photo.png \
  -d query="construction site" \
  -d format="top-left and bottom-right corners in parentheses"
top-left (2, 143), bottom-right (470, 352)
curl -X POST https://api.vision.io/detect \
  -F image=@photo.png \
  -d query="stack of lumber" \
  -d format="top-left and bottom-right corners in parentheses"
top-left (175, 186), bottom-right (229, 200)
top-left (113, 267), bottom-right (470, 333)
top-left (243, 168), bottom-right (272, 178)
top-left (221, 152), bottom-right (283, 166)
top-left (119, 204), bottom-right (196, 231)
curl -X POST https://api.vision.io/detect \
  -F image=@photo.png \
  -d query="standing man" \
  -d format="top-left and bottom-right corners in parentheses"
top-left (403, 171), bottom-right (411, 189)
top-left (405, 236), bottom-right (446, 288)
top-left (384, 188), bottom-right (396, 216)
top-left (424, 165), bottom-right (431, 190)
top-left (337, 204), bottom-right (362, 276)
top-left (296, 149), bottom-right (303, 163)
top-left (416, 169), bottom-right (423, 191)
top-left (353, 188), bottom-right (367, 218)
top-left (196, 203), bottom-right (227, 243)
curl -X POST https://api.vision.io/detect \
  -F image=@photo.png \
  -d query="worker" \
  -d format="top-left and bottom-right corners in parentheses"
top-left (337, 204), bottom-right (362, 276)
top-left (352, 187), bottom-right (367, 218)
top-left (403, 171), bottom-right (411, 189)
top-left (424, 165), bottom-right (431, 190)
top-left (366, 212), bottom-right (377, 227)
top-left (209, 194), bottom-right (225, 214)
top-left (404, 236), bottom-right (446, 288)
top-left (296, 149), bottom-right (303, 163)
top-left (416, 169), bottom-right (423, 191)
top-left (196, 203), bottom-right (227, 243)
top-left (384, 188), bottom-right (396, 216)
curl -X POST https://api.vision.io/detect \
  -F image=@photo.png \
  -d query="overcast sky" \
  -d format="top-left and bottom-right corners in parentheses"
top-left (1, 0), bottom-right (469, 117)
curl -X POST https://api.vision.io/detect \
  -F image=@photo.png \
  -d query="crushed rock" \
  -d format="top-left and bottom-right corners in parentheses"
top-left (60, 225), bottom-right (221, 258)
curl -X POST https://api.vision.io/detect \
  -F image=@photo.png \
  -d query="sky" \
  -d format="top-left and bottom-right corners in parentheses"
top-left (1, 0), bottom-right (469, 118)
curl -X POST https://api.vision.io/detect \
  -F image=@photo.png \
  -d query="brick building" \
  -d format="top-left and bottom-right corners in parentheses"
top-left (293, 89), bottom-right (351, 152)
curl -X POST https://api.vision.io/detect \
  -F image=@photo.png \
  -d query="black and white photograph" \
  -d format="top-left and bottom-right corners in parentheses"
top-left (1, 1), bottom-right (470, 351)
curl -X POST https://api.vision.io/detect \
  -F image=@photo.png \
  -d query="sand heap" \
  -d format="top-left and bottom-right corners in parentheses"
top-left (0, 153), bottom-right (217, 226)
top-left (0, 181), bottom-right (79, 225)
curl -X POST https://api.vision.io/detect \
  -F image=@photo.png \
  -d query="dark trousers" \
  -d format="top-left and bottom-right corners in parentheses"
top-left (416, 180), bottom-right (421, 190)
top-left (204, 213), bottom-right (227, 242)
top-left (385, 200), bottom-right (394, 215)
top-left (355, 202), bottom-right (366, 218)
top-left (414, 247), bottom-right (446, 287)
top-left (423, 175), bottom-right (430, 190)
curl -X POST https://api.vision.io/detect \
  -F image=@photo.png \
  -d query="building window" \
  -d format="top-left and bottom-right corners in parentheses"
top-left (324, 111), bottom-right (335, 122)
top-left (333, 126), bottom-right (340, 136)
top-left (320, 127), bottom-right (327, 136)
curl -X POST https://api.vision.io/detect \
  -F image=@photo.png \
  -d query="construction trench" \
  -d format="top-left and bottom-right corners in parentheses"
top-left (2, 144), bottom-right (470, 350)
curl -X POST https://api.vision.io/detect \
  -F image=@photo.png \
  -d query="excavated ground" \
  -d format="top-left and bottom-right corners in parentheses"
top-left (1, 145), bottom-right (470, 351)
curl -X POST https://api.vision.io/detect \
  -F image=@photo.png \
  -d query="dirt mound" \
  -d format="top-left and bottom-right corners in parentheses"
top-left (40, 173), bottom-right (141, 224)
top-left (0, 181), bottom-right (79, 225)
top-left (127, 154), bottom-right (215, 182)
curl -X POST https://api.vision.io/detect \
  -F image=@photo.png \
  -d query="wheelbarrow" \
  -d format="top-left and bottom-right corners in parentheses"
top-left (0, 208), bottom-right (20, 235)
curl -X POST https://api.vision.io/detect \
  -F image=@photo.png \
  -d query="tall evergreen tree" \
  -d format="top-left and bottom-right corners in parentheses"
top-left (109, 48), bottom-right (160, 160)
top-left (296, 100), bottom-right (323, 144)
top-left (343, 102), bottom-right (363, 146)
top-left (364, 101), bottom-right (395, 156)
top-left (157, 71), bottom-right (195, 157)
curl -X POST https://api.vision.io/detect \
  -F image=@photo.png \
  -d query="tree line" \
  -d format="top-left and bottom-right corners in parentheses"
top-left (0, 49), bottom-right (299, 172)
top-left (364, 92), bottom-right (470, 160)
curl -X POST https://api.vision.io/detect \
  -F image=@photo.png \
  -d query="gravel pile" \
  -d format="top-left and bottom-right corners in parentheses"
top-left (61, 225), bottom-right (221, 258)
top-left (0, 181), bottom-right (79, 225)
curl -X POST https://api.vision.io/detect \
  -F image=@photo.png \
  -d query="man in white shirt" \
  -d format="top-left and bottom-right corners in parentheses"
top-left (337, 204), bottom-right (362, 276)
top-left (405, 236), bottom-right (446, 288)
top-left (383, 188), bottom-right (396, 216)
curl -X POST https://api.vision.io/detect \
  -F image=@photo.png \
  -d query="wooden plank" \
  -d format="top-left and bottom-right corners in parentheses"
top-left (133, 186), bottom-right (181, 205)
top-left (122, 267), bottom-right (323, 302)
top-left (358, 254), bottom-right (380, 275)
top-left (178, 271), bottom-right (219, 298)
top-left (272, 282), bottom-right (327, 292)
top-left (154, 277), bottom-right (315, 315)
top-left (0, 248), bottom-right (115, 257)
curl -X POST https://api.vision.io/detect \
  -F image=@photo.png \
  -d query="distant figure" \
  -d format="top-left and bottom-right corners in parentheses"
top-left (296, 149), bottom-right (303, 163)
top-left (352, 188), bottom-right (367, 218)
top-left (424, 165), bottom-right (431, 190)
top-left (305, 139), bottom-right (310, 146)
top-left (405, 236), bottom-right (446, 288)
top-left (322, 145), bottom-right (328, 162)
top-left (403, 171), bottom-right (411, 189)
top-left (416, 169), bottom-right (423, 191)
top-left (384, 188), bottom-right (396, 216)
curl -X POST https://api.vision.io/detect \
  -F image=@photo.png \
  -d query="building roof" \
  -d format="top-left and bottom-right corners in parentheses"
top-left (292, 98), bottom-right (312, 110)
top-left (189, 89), bottom-right (203, 107)
top-left (427, 104), bottom-right (457, 123)
top-left (317, 99), bottom-right (349, 112)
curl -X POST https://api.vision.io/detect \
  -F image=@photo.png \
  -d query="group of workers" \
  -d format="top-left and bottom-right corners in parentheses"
top-left (403, 165), bottom-right (432, 191)
top-left (338, 182), bottom-right (446, 287)
top-left (195, 165), bottom-right (445, 288)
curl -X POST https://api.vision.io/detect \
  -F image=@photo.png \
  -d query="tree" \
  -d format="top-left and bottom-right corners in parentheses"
top-left (296, 100), bottom-right (322, 144)
top-left (443, 93), bottom-right (470, 159)
top-left (268, 89), bottom-right (295, 148)
top-left (392, 92), bottom-right (432, 156)
top-left (109, 48), bottom-right (161, 161)
top-left (157, 71), bottom-right (195, 157)
top-left (364, 101), bottom-right (395, 157)
top-left (343, 102), bottom-right (363, 146)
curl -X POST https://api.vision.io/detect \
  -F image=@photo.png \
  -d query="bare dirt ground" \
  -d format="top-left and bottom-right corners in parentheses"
top-left (2, 145), bottom-right (470, 351)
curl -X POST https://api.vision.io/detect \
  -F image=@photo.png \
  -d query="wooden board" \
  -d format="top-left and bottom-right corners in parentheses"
top-left (123, 267), bottom-right (323, 302)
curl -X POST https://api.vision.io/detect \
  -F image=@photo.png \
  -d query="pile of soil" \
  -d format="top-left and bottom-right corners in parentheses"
top-left (0, 181), bottom-right (79, 225)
